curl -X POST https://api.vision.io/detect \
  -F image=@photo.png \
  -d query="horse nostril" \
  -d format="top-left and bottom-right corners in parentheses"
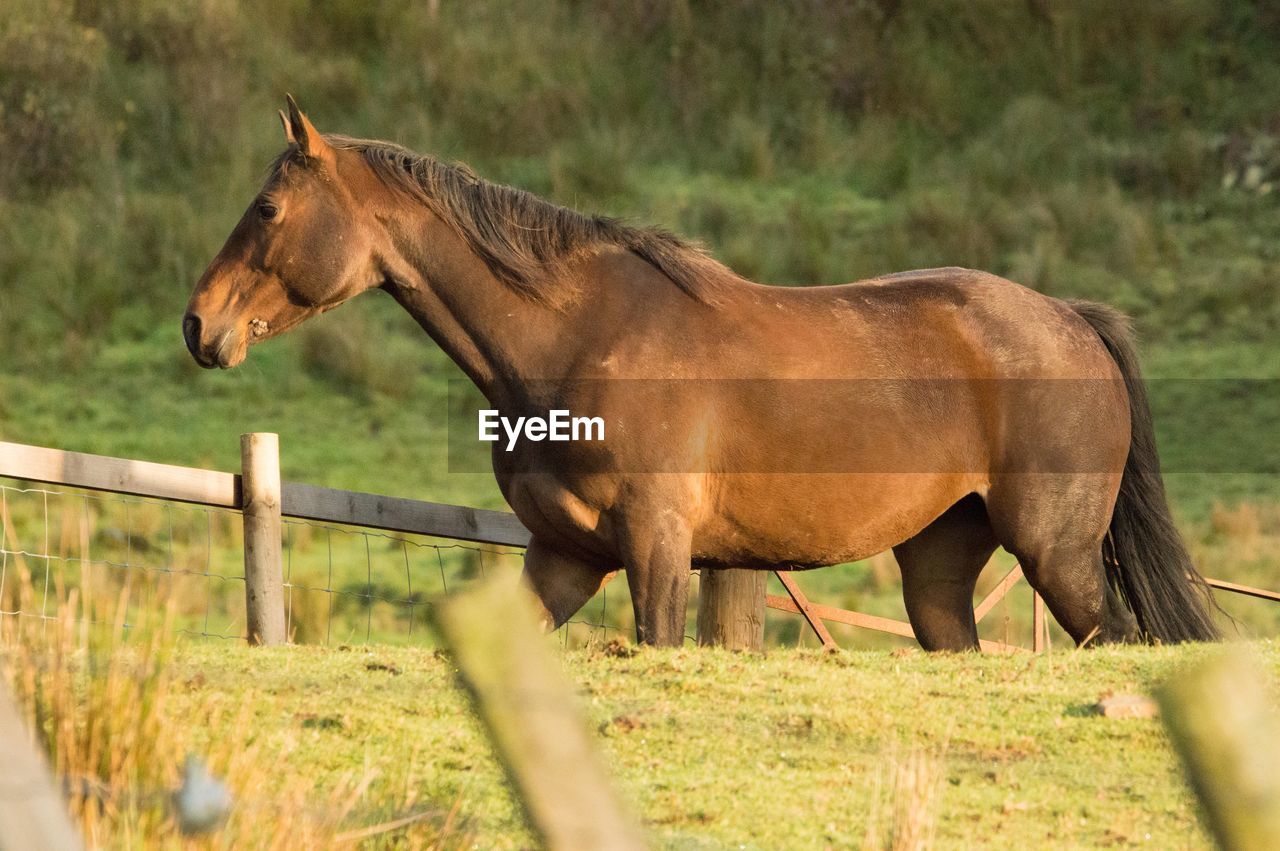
top-left (183, 314), bottom-right (202, 357)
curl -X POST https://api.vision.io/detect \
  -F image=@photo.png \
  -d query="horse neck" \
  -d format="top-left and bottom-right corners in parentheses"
top-left (378, 206), bottom-right (573, 404)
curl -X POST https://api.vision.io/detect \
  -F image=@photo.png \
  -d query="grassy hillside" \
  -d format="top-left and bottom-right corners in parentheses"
top-left (11, 636), bottom-right (1276, 848)
top-left (3, 1), bottom-right (1278, 484)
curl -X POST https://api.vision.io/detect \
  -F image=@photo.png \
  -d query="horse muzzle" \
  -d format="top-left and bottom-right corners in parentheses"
top-left (182, 313), bottom-right (245, 369)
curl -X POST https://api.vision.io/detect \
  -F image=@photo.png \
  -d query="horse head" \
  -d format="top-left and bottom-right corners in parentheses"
top-left (183, 96), bottom-right (385, 368)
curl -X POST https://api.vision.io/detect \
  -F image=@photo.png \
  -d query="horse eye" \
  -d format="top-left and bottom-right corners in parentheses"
top-left (258, 201), bottom-right (279, 221)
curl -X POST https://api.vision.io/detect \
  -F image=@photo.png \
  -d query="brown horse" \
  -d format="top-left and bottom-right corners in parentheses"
top-left (185, 97), bottom-right (1219, 648)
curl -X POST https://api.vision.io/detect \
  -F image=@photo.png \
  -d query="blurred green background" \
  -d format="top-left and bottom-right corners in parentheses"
top-left (1, 0), bottom-right (1278, 644)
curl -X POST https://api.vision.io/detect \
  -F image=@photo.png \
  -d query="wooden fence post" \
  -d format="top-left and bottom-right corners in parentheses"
top-left (1159, 651), bottom-right (1280, 850)
top-left (1033, 592), bottom-right (1047, 652)
top-left (0, 679), bottom-right (83, 850)
top-left (241, 433), bottom-right (285, 646)
top-left (434, 580), bottom-right (648, 851)
top-left (697, 568), bottom-right (766, 650)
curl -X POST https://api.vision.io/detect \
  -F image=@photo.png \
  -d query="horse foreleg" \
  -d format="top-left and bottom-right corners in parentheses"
top-left (521, 537), bottom-right (615, 632)
top-left (618, 514), bottom-right (693, 647)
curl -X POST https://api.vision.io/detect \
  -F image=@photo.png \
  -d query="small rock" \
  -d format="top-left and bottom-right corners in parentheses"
top-left (1096, 693), bottom-right (1159, 719)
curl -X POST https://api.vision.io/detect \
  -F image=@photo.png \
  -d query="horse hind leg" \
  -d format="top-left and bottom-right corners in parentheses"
top-left (893, 494), bottom-right (998, 652)
top-left (986, 477), bottom-right (1139, 646)
top-left (1006, 539), bottom-right (1136, 646)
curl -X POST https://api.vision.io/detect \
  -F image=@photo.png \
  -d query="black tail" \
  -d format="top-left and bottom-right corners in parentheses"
top-left (1067, 300), bottom-right (1220, 642)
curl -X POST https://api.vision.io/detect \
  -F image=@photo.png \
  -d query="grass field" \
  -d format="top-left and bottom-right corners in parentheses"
top-left (4, 4), bottom-right (1279, 847)
top-left (9, 632), bottom-right (1272, 849)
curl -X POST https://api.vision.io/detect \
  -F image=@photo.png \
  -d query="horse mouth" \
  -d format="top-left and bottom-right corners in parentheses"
top-left (210, 328), bottom-right (247, 369)
top-left (187, 310), bottom-right (291, 369)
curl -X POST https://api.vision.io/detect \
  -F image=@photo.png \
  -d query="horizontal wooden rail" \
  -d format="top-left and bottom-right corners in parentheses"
top-left (0, 441), bottom-right (530, 548)
top-left (766, 593), bottom-right (916, 639)
top-left (0, 440), bottom-right (239, 508)
top-left (281, 482), bottom-right (530, 547)
top-left (1203, 577), bottom-right (1280, 604)
top-left (765, 592), bottom-right (1023, 653)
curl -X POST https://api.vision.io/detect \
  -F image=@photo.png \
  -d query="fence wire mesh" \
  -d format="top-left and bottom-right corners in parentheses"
top-left (0, 478), bottom-right (651, 648)
top-left (7, 471), bottom-right (1278, 653)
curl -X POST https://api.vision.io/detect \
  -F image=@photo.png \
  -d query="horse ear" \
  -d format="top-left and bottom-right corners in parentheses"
top-left (284, 94), bottom-right (331, 162)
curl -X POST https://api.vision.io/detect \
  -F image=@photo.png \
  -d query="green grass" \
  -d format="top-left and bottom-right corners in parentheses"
top-left (157, 639), bottom-right (1279, 849)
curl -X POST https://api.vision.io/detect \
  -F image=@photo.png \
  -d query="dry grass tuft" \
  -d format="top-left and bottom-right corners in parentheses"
top-left (862, 743), bottom-right (945, 851)
top-left (1211, 502), bottom-right (1262, 545)
top-left (0, 572), bottom-right (463, 849)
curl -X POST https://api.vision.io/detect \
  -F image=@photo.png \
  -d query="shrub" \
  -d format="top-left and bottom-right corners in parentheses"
top-left (0, 2), bottom-right (112, 194)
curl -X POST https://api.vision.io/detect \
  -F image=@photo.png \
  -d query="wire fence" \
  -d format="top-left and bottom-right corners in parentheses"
top-left (12, 471), bottom-right (1280, 655)
top-left (0, 439), bottom-right (1044, 652)
top-left (0, 472), bottom-right (1088, 653)
top-left (1, 481), bottom-right (247, 641)
top-left (0, 478), bottom-right (648, 649)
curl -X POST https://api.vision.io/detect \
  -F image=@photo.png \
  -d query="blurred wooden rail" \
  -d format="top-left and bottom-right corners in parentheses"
top-left (2, 439), bottom-right (1275, 651)
top-left (1203, 577), bottom-right (1280, 604)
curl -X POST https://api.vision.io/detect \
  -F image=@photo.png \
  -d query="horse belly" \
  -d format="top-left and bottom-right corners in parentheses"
top-left (695, 472), bottom-right (977, 568)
